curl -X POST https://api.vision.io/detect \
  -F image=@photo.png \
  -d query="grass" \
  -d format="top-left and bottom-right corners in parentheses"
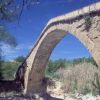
top-left (54, 62), bottom-right (100, 95)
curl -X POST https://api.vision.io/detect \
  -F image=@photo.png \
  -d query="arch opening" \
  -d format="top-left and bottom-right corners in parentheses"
top-left (45, 33), bottom-right (98, 97)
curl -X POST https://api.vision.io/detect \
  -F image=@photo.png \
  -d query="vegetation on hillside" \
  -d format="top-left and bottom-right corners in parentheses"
top-left (0, 0), bottom-right (40, 80)
top-left (0, 57), bottom-right (96, 80)
top-left (0, 56), bottom-right (25, 80)
top-left (14, 56), bottom-right (25, 63)
top-left (0, 56), bottom-right (100, 95)
top-left (45, 57), bottom-right (100, 95)
top-left (46, 57), bottom-right (96, 77)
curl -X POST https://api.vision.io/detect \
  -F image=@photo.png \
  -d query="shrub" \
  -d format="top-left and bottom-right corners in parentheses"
top-left (1, 61), bottom-right (20, 80)
top-left (55, 62), bottom-right (99, 94)
top-left (84, 15), bottom-right (92, 31)
top-left (45, 59), bottom-right (66, 77)
top-left (15, 56), bottom-right (25, 62)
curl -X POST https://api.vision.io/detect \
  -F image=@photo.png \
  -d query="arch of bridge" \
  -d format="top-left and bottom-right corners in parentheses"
top-left (17, 2), bottom-right (100, 95)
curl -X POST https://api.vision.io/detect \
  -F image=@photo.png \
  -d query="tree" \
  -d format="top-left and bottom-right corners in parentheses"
top-left (0, 26), bottom-right (17, 79)
top-left (15, 56), bottom-right (25, 62)
top-left (0, 0), bottom-right (40, 22)
top-left (46, 59), bottom-right (66, 76)
top-left (0, 0), bottom-right (19, 79)
top-left (0, 0), bottom-right (19, 22)
top-left (0, 26), bottom-right (17, 46)
top-left (0, 0), bottom-right (39, 80)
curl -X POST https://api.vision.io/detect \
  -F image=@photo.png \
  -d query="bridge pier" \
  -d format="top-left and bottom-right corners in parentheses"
top-left (23, 76), bottom-right (48, 97)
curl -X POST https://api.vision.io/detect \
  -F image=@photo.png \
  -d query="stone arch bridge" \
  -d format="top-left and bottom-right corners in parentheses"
top-left (15, 2), bottom-right (100, 96)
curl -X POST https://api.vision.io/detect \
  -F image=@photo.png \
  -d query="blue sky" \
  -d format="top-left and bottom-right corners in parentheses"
top-left (2, 0), bottom-right (99, 60)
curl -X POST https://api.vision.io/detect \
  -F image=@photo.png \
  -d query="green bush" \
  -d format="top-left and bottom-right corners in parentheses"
top-left (1, 61), bottom-right (20, 80)
top-left (84, 16), bottom-right (92, 31)
top-left (72, 57), bottom-right (95, 65)
top-left (15, 56), bottom-right (25, 62)
top-left (45, 57), bottom-right (96, 77)
top-left (46, 59), bottom-right (66, 77)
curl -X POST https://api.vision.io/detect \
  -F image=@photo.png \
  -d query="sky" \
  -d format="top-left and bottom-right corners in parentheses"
top-left (2, 0), bottom-right (99, 60)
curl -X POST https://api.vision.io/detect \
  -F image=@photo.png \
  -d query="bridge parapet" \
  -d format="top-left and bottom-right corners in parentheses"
top-left (47, 2), bottom-right (100, 26)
